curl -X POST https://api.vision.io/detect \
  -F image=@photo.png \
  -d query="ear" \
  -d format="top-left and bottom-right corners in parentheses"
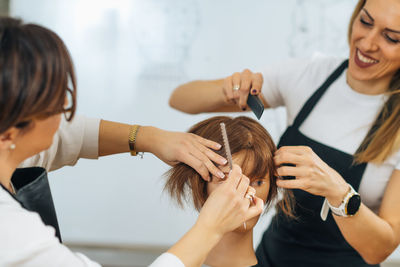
top-left (0, 127), bottom-right (20, 151)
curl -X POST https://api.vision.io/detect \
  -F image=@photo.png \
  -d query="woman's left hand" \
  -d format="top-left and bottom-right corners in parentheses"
top-left (274, 146), bottom-right (349, 206)
top-left (138, 126), bottom-right (227, 182)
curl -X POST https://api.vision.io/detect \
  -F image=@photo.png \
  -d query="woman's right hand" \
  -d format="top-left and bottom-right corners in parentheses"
top-left (196, 164), bottom-right (264, 236)
top-left (138, 127), bottom-right (227, 181)
top-left (170, 69), bottom-right (266, 114)
top-left (222, 69), bottom-right (264, 111)
top-left (164, 164), bottom-right (263, 267)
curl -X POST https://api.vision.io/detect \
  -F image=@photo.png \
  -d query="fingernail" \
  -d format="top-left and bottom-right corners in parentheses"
top-left (221, 158), bottom-right (228, 165)
top-left (218, 171), bottom-right (225, 179)
top-left (251, 89), bottom-right (257, 94)
top-left (215, 143), bottom-right (222, 149)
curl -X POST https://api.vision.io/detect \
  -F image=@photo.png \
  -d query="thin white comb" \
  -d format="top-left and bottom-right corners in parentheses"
top-left (220, 122), bottom-right (233, 170)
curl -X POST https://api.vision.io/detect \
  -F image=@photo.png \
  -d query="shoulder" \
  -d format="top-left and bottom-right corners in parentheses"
top-left (304, 52), bottom-right (344, 77)
top-left (262, 53), bottom-right (346, 94)
top-left (0, 186), bottom-right (57, 248)
top-left (280, 53), bottom-right (345, 88)
top-left (287, 53), bottom-right (345, 98)
top-left (260, 53), bottom-right (346, 111)
top-left (19, 115), bottom-right (100, 171)
top-left (0, 185), bottom-right (20, 209)
top-left (264, 52), bottom-right (343, 75)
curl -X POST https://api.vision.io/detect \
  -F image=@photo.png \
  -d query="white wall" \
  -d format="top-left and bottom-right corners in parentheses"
top-left (13, 0), bottom-right (399, 262)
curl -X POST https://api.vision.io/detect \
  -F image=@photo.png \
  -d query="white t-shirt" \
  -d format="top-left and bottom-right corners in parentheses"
top-left (261, 53), bottom-right (400, 213)
top-left (0, 115), bottom-right (183, 267)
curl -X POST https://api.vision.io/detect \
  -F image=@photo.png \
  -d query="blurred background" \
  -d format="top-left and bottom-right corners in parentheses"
top-left (3, 0), bottom-right (399, 266)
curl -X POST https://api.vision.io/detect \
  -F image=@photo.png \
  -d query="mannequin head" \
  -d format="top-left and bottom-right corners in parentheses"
top-left (165, 116), bottom-right (293, 232)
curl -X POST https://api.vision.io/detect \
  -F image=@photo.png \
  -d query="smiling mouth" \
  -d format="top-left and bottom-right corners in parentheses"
top-left (355, 48), bottom-right (379, 68)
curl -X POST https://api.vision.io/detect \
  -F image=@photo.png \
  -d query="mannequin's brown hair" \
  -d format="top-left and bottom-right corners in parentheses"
top-left (165, 116), bottom-right (294, 217)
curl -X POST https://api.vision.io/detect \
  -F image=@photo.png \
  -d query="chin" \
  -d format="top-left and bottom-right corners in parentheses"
top-left (36, 141), bottom-right (53, 153)
top-left (348, 47), bottom-right (386, 82)
top-left (348, 61), bottom-right (375, 81)
top-left (44, 142), bottom-right (53, 150)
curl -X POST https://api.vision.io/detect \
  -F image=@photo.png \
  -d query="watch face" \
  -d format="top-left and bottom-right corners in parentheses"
top-left (346, 194), bottom-right (361, 215)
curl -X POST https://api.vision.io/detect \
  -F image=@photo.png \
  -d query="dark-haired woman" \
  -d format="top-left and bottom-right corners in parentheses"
top-left (0, 17), bottom-right (263, 267)
top-left (169, 0), bottom-right (400, 266)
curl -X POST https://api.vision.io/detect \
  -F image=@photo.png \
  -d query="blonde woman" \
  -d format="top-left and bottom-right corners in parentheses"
top-left (169, 0), bottom-right (400, 266)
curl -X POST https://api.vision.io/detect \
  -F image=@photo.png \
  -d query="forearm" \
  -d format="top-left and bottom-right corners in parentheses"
top-left (98, 120), bottom-right (156, 156)
top-left (169, 80), bottom-right (240, 113)
top-left (334, 204), bottom-right (398, 264)
top-left (167, 222), bottom-right (222, 267)
top-left (98, 120), bottom-right (130, 156)
top-left (275, 147), bottom-right (400, 264)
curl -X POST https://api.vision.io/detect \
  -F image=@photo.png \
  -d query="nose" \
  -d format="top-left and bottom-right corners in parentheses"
top-left (360, 29), bottom-right (379, 52)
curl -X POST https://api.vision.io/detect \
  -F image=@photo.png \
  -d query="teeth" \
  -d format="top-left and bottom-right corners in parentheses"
top-left (357, 50), bottom-right (378, 64)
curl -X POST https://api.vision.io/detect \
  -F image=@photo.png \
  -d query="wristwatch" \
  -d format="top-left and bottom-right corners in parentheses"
top-left (327, 184), bottom-right (361, 217)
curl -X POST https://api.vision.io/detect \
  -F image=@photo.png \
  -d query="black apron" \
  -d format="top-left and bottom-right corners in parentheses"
top-left (1, 167), bottom-right (62, 242)
top-left (255, 60), bottom-right (379, 267)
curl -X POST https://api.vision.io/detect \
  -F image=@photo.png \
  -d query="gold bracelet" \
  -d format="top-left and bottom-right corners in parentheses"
top-left (128, 125), bottom-right (141, 156)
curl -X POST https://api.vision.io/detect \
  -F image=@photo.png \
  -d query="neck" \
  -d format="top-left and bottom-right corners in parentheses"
top-left (204, 229), bottom-right (257, 267)
top-left (346, 71), bottom-right (390, 95)
top-left (0, 153), bottom-right (19, 193)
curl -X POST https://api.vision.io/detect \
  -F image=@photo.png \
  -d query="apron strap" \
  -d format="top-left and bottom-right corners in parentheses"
top-left (292, 60), bottom-right (349, 129)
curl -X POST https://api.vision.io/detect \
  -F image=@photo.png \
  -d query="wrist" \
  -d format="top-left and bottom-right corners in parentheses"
top-left (167, 219), bottom-right (223, 267)
top-left (327, 184), bottom-right (361, 217)
top-left (219, 86), bottom-right (230, 105)
top-left (326, 183), bottom-right (349, 207)
top-left (193, 220), bottom-right (223, 246)
top-left (216, 81), bottom-right (233, 106)
top-left (135, 126), bottom-right (157, 153)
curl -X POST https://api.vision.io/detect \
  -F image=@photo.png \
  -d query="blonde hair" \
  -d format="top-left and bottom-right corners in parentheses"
top-left (348, 0), bottom-right (400, 163)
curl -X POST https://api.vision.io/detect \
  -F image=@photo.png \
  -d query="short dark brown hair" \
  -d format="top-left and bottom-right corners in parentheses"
top-left (0, 17), bottom-right (76, 134)
top-left (165, 116), bottom-right (294, 216)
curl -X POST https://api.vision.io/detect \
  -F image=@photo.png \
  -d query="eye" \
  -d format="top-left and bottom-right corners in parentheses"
top-left (251, 180), bottom-right (266, 187)
top-left (360, 17), bottom-right (372, 27)
top-left (384, 33), bottom-right (400, 44)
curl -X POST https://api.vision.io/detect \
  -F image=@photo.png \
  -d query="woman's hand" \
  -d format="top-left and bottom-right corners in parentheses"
top-left (138, 126), bottom-right (227, 181)
top-left (222, 69), bottom-right (263, 110)
top-left (98, 121), bottom-right (226, 181)
top-left (166, 165), bottom-right (264, 267)
top-left (169, 69), bottom-right (269, 114)
top-left (274, 146), bottom-right (349, 206)
top-left (196, 164), bottom-right (264, 236)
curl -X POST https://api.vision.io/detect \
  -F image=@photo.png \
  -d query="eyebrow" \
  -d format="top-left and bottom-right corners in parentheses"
top-left (362, 8), bottom-right (400, 34)
top-left (362, 8), bottom-right (374, 22)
